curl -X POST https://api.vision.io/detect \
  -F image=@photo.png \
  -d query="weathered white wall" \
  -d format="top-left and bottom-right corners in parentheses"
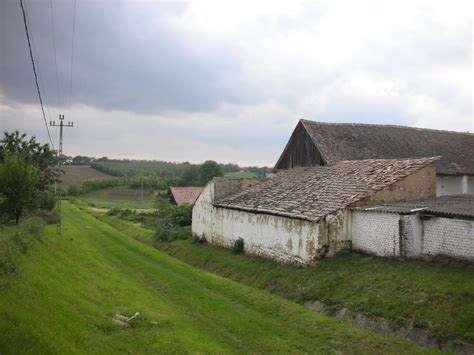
top-left (351, 210), bottom-right (474, 261)
top-left (192, 180), bottom-right (349, 264)
top-left (218, 208), bottom-right (320, 263)
top-left (193, 178), bottom-right (474, 263)
top-left (436, 175), bottom-right (472, 196)
top-left (468, 176), bottom-right (474, 195)
top-left (351, 211), bottom-right (401, 257)
top-left (422, 217), bottom-right (474, 261)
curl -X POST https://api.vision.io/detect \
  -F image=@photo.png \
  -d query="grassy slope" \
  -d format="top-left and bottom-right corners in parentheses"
top-left (87, 206), bottom-right (474, 346)
top-left (80, 187), bottom-right (156, 209)
top-left (0, 202), bottom-right (432, 354)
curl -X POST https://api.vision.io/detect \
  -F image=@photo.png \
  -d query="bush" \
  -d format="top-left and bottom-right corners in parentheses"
top-left (168, 226), bottom-right (191, 240)
top-left (106, 207), bottom-right (122, 216)
top-left (36, 209), bottom-right (59, 224)
top-left (80, 178), bottom-right (122, 194)
top-left (66, 185), bottom-right (80, 197)
top-left (232, 238), bottom-right (244, 254)
top-left (39, 190), bottom-right (56, 210)
top-left (172, 204), bottom-right (193, 226)
top-left (154, 224), bottom-right (170, 242)
top-left (0, 217), bottom-right (45, 274)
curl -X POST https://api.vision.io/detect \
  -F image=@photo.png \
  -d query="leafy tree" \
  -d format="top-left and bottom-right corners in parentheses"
top-left (171, 203), bottom-right (193, 226)
top-left (0, 152), bottom-right (40, 224)
top-left (72, 155), bottom-right (92, 165)
top-left (180, 165), bottom-right (200, 186)
top-left (199, 160), bottom-right (223, 185)
top-left (39, 190), bottom-right (56, 210)
top-left (0, 130), bottom-right (58, 188)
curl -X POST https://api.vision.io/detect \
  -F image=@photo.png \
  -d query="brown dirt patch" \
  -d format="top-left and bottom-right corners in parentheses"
top-left (61, 165), bottom-right (112, 185)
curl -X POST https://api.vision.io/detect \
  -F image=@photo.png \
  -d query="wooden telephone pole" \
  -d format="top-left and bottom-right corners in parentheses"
top-left (50, 114), bottom-right (74, 236)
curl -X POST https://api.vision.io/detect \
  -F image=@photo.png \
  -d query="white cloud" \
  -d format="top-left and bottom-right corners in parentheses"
top-left (1, 0), bottom-right (472, 163)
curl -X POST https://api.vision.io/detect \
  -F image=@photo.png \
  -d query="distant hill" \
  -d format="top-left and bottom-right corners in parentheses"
top-left (61, 165), bottom-right (112, 185)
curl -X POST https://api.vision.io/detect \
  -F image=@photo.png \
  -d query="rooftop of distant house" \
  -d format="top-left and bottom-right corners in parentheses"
top-left (169, 186), bottom-right (203, 205)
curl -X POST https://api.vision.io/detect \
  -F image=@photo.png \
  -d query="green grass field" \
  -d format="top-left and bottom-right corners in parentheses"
top-left (225, 171), bottom-right (258, 178)
top-left (0, 202), bottom-right (435, 353)
top-left (80, 186), bottom-right (156, 209)
top-left (84, 205), bottom-right (474, 348)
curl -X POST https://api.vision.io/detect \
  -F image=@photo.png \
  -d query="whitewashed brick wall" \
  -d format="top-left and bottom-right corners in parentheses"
top-left (351, 210), bottom-right (474, 261)
top-left (422, 217), bottom-right (474, 260)
top-left (192, 180), bottom-right (322, 264)
top-left (351, 211), bottom-right (400, 257)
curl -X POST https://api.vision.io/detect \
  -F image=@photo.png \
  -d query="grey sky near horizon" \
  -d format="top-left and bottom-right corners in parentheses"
top-left (1, 0), bottom-right (472, 166)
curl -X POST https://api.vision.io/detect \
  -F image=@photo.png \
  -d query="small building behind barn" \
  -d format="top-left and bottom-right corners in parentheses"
top-left (193, 157), bottom-right (439, 264)
top-left (168, 186), bottom-right (203, 206)
top-left (274, 120), bottom-right (474, 196)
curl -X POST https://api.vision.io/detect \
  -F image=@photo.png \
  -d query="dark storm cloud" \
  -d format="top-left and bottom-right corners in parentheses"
top-left (0, 0), bottom-right (259, 113)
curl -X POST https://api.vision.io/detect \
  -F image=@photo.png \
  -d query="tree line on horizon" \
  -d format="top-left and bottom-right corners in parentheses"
top-left (66, 156), bottom-right (272, 184)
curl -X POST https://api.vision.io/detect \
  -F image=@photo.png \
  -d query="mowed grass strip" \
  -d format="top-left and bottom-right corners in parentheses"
top-left (86, 204), bottom-right (474, 347)
top-left (0, 202), bottom-right (434, 354)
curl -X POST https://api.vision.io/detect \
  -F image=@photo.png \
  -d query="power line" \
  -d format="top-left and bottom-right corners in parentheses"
top-left (49, 0), bottom-right (61, 107)
top-left (68, 0), bottom-right (76, 113)
top-left (50, 115), bottom-right (74, 236)
top-left (19, 0), bottom-right (55, 149)
top-left (23, 0), bottom-right (54, 133)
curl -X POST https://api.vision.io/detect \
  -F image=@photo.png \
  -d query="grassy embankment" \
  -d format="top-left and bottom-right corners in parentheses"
top-left (86, 204), bottom-right (474, 347)
top-left (0, 201), bottom-right (432, 353)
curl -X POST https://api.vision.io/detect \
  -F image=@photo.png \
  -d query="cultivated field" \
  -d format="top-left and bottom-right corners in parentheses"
top-left (61, 165), bottom-right (112, 185)
top-left (0, 202), bottom-right (431, 353)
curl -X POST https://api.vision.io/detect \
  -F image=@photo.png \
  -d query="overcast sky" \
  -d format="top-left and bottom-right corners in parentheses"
top-left (1, 0), bottom-right (472, 166)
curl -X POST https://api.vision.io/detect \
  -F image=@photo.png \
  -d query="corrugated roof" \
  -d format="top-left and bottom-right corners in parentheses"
top-left (355, 194), bottom-right (474, 219)
top-left (298, 120), bottom-right (474, 175)
top-left (169, 187), bottom-right (203, 205)
top-left (215, 157), bottom-right (439, 222)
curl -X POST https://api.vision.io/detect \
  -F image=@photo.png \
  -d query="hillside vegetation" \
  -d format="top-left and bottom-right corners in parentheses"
top-left (90, 159), bottom-right (271, 179)
top-left (85, 204), bottom-right (474, 348)
top-left (0, 202), bottom-right (431, 353)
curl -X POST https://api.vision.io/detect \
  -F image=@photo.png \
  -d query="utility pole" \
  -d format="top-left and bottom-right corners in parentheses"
top-left (50, 114), bottom-right (74, 236)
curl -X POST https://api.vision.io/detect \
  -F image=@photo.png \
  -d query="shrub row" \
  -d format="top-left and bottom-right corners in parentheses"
top-left (0, 217), bottom-right (45, 274)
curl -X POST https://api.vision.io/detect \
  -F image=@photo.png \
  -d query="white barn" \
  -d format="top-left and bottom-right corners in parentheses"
top-left (193, 157), bottom-right (440, 264)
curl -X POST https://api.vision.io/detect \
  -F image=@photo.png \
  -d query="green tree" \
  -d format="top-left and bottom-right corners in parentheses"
top-left (199, 160), bottom-right (223, 185)
top-left (0, 152), bottom-right (40, 224)
top-left (180, 164), bottom-right (200, 186)
top-left (171, 203), bottom-right (193, 226)
top-left (0, 130), bottom-right (58, 188)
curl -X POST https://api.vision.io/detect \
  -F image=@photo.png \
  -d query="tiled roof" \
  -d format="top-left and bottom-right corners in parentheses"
top-left (355, 194), bottom-right (474, 219)
top-left (215, 157), bottom-right (439, 222)
top-left (169, 187), bottom-right (203, 205)
top-left (300, 120), bottom-right (474, 175)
